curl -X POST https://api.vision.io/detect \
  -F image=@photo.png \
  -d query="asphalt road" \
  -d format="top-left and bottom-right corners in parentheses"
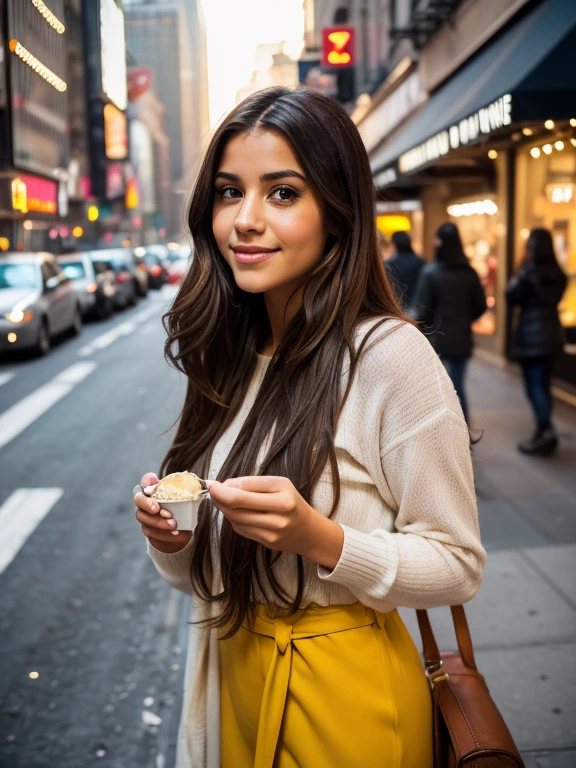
top-left (0, 286), bottom-right (188, 768)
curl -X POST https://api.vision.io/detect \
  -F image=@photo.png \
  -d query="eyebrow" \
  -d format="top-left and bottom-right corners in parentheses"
top-left (215, 170), bottom-right (307, 183)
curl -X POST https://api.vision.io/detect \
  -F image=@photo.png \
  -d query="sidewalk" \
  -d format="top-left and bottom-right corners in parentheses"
top-left (399, 355), bottom-right (576, 767)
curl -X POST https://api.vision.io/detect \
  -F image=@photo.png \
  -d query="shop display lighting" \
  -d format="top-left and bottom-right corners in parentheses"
top-left (542, 144), bottom-right (553, 155)
top-left (121, 239), bottom-right (131, 247)
top-left (446, 199), bottom-right (498, 217)
top-left (87, 205), bottom-right (99, 222)
top-left (23, 220), bottom-right (33, 230)
top-left (571, 139), bottom-right (576, 148)
top-left (554, 141), bottom-right (565, 151)
top-left (544, 120), bottom-right (555, 129)
top-left (8, 40), bottom-right (67, 92)
top-left (570, 119), bottom-right (576, 128)
top-left (488, 150), bottom-right (498, 159)
top-left (545, 184), bottom-right (574, 204)
top-left (0, 237), bottom-right (10, 251)
top-left (72, 226), bottom-right (83, 238)
top-left (59, 227), bottom-right (69, 238)
top-left (522, 127), bottom-right (533, 136)
top-left (30, 0), bottom-right (65, 33)
top-left (530, 147), bottom-right (541, 158)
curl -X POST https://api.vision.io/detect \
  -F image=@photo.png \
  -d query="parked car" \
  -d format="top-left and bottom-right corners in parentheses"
top-left (164, 246), bottom-right (192, 285)
top-left (57, 252), bottom-right (117, 320)
top-left (0, 252), bottom-right (81, 355)
top-left (94, 247), bottom-right (148, 302)
top-left (88, 248), bottom-right (147, 308)
top-left (134, 246), bottom-right (168, 290)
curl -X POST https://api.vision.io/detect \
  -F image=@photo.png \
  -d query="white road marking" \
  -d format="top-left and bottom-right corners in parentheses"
top-left (0, 488), bottom-right (64, 575)
top-left (0, 361), bottom-right (96, 451)
top-left (78, 305), bottom-right (160, 357)
top-left (0, 372), bottom-right (15, 388)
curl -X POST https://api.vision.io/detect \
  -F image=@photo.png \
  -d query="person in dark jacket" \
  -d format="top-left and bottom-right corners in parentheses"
top-left (506, 228), bottom-right (568, 456)
top-left (384, 231), bottom-right (425, 311)
top-left (412, 222), bottom-right (487, 423)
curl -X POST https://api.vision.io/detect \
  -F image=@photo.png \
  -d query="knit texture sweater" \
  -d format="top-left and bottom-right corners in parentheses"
top-left (146, 319), bottom-right (486, 767)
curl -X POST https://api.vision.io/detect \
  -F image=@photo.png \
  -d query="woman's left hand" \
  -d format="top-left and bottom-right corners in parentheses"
top-left (208, 476), bottom-right (344, 568)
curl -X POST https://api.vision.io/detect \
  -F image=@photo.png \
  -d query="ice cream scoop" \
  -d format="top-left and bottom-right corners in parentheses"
top-left (135, 472), bottom-right (211, 531)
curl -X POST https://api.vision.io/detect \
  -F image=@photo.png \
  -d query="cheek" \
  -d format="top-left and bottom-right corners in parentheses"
top-left (273, 207), bottom-right (326, 260)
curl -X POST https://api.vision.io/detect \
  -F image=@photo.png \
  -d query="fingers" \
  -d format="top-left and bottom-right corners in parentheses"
top-left (141, 472), bottom-right (159, 488)
top-left (210, 482), bottom-right (291, 513)
top-left (135, 507), bottom-right (178, 532)
top-left (134, 491), bottom-right (162, 516)
top-left (142, 526), bottom-right (192, 545)
top-left (221, 476), bottom-right (286, 493)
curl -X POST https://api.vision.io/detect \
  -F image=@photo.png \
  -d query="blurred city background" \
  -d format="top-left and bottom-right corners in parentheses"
top-left (0, 0), bottom-right (575, 766)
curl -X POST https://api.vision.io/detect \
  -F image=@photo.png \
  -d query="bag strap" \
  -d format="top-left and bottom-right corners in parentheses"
top-left (416, 606), bottom-right (477, 682)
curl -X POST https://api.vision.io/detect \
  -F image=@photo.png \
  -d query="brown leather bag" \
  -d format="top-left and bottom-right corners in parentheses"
top-left (416, 606), bottom-right (525, 768)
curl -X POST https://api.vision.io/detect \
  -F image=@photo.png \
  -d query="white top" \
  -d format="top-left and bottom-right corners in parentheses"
top-left (146, 319), bottom-right (486, 767)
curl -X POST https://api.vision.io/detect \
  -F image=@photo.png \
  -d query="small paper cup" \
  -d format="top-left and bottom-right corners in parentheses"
top-left (157, 496), bottom-right (208, 532)
top-left (132, 484), bottom-right (209, 532)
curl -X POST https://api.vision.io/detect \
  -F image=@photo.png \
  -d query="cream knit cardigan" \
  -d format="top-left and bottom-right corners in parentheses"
top-left (146, 319), bottom-right (486, 768)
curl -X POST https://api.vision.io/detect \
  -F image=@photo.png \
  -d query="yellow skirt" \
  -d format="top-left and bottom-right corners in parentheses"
top-left (219, 602), bottom-right (433, 768)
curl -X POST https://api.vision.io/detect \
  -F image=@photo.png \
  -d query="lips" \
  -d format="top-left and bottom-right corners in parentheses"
top-left (231, 245), bottom-right (280, 264)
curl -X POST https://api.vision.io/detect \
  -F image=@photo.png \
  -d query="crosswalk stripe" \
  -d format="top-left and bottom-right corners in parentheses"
top-left (0, 372), bottom-right (15, 388)
top-left (0, 361), bottom-right (96, 451)
top-left (0, 489), bottom-right (64, 575)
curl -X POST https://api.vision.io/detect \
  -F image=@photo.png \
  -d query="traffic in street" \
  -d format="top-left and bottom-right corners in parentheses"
top-left (0, 287), bottom-right (186, 768)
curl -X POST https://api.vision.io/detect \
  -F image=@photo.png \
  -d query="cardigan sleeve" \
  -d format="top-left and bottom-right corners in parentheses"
top-left (318, 321), bottom-right (486, 610)
top-left (147, 536), bottom-right (197, 597)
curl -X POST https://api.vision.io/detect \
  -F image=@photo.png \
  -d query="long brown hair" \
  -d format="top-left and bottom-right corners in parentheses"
top-left (160, 86), bottom-right (406, 636)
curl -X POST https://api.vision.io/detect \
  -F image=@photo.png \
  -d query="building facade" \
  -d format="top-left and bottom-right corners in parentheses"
top-left (306, 0), bottom-right (576, 397)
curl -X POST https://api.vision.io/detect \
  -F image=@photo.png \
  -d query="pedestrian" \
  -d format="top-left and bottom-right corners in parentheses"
top-left (412, 222), bottom-right (487, 423)
top-left (384, 230), bottom-right (425, 310)
top-left (133, 86), bottom-right (485, 768)
top-left (506, 227), bottom-right (568, 455)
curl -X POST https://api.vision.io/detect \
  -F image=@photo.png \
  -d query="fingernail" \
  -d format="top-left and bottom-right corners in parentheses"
top-left (168, 519), bottom-right (177, 527)
top-left (160, 510), bottom-right (170, 518)
top-left (171, 530), bottom-right (179, 536)
top-left (152, 504), bottom-right (159, 512)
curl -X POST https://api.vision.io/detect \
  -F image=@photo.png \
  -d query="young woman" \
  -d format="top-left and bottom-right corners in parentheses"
top-left (133, 86), bottom-right (485, 768)
top-left (412, 222), bottom-right (487, 423)
top-left (506, 228), bottom-right (567, 455)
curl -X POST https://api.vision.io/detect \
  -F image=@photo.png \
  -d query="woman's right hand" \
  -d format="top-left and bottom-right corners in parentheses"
top-left (134, 472), bottom-right (193, 554)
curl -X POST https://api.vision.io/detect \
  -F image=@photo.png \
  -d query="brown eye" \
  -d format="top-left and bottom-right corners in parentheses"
top-left (270, 186), bottom-right (300, 202)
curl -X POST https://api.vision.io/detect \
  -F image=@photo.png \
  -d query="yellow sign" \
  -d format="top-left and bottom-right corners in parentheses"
top-left (11, 178), bottom-right (28, 213)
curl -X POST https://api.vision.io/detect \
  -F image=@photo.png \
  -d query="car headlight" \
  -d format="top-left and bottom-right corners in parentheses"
top-left (7, 310), bottom-right (34, 324)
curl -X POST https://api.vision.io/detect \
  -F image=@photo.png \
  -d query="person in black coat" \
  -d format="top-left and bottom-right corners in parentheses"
top-left (384, 231), bottom-right (425, 311)
top-left (506, 228), bottom-right (568, 456)
top-left (412, 222), bottom-right (487, 423)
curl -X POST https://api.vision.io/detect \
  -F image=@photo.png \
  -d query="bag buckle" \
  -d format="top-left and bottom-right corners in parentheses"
top-left (425, 660), bottom-right (450, 689)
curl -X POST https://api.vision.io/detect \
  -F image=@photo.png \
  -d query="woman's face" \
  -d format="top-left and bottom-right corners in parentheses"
top-left (212, 129), bottom-right (332, 297)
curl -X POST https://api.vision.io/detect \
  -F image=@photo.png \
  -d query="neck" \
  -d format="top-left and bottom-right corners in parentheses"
top-left (261, 282), bottom-right (304, 356)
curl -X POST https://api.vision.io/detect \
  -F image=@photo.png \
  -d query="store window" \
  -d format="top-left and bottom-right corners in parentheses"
top-left (515, 141), bottom-right (575, 343)
top-left (446, 195), bottom-right (500, 336)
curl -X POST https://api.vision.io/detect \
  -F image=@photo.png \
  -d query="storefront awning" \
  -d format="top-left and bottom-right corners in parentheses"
top-left (370, 0), bottom-right (576, 178)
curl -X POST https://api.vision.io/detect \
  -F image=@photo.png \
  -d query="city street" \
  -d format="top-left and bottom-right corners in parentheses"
top-left (0, 289), bottom-right (575, 767)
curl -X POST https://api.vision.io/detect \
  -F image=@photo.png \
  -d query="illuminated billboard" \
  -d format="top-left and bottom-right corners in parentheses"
top-left (100, 0), bottom-right (128, 110)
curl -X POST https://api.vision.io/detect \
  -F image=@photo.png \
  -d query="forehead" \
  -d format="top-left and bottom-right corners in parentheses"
top-left (217, 130), bottom-right (303, 175)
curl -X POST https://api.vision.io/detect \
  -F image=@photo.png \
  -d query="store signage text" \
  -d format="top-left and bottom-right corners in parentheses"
top-left (374, 167), bottom-right (397, 188)
top-left (399, 94), bottom-right (512, 174)
top-left (12, 175), bottom-right (58, 214)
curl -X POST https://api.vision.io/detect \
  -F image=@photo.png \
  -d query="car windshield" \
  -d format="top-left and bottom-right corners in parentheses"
top-left (0, 263), bottom-right (39, 290)
top-left (60, 262), bottom-right (86, 280)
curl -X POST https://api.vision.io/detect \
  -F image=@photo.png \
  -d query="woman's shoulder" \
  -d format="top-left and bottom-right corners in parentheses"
top-left (352, 317), bottom-right (463, 428)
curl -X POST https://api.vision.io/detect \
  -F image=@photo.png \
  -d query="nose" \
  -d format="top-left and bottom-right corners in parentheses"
top-left (234, 191), bottom-right (265, 235)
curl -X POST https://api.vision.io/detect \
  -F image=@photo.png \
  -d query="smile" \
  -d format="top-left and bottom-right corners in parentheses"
top-left (231, 248), bottom-right (280, 264)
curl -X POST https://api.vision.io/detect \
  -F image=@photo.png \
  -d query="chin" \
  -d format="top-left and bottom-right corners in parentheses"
top-left (232, 271), bottom-right (279, 294)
